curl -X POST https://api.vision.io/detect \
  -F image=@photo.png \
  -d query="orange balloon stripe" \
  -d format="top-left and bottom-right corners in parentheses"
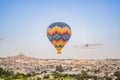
top-left (47, 27), bottom-right (71, 35)
top-left (51, 39), bottom-right (68, 47)
top-left (47, 26), bottom-right (71, 35)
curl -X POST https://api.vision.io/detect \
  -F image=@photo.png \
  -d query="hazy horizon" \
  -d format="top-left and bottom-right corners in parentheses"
top-left (0, 0), bottom-right (120, 59)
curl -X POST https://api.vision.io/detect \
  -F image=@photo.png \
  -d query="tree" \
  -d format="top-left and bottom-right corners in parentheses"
top-left (114, 71), bottom-right (120, 80)
top-left (5, 76), bottom-right (13, 80)
top-left (53, 72), bottom-right (62, 79)
top-left (0, 74), bottom-right (6, 78)
top-left (0, 67), bottom-right (4, 76)
top-left (14, 72), bottom-right (27, 79)
top-left (105, 77), bottom-right (112, 80)
top-left (37, 77), bottom-right (41, 80)
top-left (56, 65), bottom-right (64, 72)
top-left (26, 73), bottom-right (31, 77)
top-left (31, 71), bottom-right (36, 76)
top-left (43, 74), bottom-right (49, 79)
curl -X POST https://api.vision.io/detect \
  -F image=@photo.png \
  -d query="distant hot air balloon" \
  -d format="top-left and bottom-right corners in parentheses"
top-left (0, 37), bottom-right (3, 42)
top-left (47, 22), bottom-right (72, 54)
top-left (73, 43), bottom-right (103, 48)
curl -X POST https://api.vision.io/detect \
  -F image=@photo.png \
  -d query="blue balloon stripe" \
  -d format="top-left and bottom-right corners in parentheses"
top-left (48, 22), bottom-right (71, 29)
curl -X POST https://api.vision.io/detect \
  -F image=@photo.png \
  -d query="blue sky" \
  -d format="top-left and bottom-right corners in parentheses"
top-left (0, 0), bottom-right (120, 59)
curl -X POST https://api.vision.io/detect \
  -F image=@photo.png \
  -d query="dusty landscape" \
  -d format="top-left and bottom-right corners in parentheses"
top-left (0, 53), bottom-right (120, 80)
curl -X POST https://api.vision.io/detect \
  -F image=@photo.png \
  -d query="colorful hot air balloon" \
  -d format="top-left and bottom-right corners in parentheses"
top-left (47, 22), bottom-right (72, 54)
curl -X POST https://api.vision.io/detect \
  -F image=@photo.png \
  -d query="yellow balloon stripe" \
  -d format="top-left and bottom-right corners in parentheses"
top-left (51, 39), bottom-right (68, 47)
top-left (47, 26), bottom-right (71, 35)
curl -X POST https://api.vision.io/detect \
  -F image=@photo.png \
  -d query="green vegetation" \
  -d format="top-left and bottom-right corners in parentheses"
top-left (37, 77), bottom-right (41, 80)
top-left (51, 71), bottom-right (97, 80)
top-left (114, 71), bottom-right (120, 80)
top-left (43, 74), bottom-right (49, 79)
top-left (105, 77), bottom-right (112, 80)
top-left (0, 67), bottom-right (36, 80)
top-left (0, 67), bottom-right (119, 80)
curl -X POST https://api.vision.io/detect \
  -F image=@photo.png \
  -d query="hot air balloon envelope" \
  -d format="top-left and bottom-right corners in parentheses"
top-left (47, 22), bottom-right (72, 54)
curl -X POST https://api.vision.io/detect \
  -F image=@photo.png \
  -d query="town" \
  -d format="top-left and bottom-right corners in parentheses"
top-left (0, 53), bottom-right (120, 80)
